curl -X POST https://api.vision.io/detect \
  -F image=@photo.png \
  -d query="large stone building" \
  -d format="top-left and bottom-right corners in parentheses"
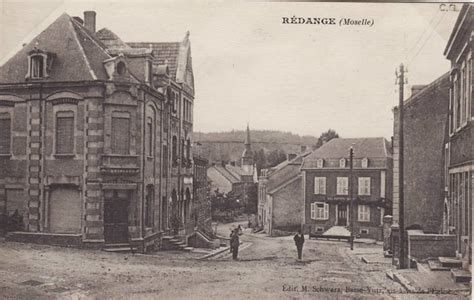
top-left (301, 138), bottom-right (392, 241)
top-left (257, 151), bottom-right (311, 235)
top-left (0, 11), bottom-right (197, 252)
top-left (444, 3), bottom-right (473, 271)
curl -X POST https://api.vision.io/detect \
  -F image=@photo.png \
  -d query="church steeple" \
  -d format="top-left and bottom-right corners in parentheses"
top-left (241, 124), bottom-right (254, 172)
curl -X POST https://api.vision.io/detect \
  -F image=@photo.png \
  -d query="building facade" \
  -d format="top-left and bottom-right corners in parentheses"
top-left (392, 74), bottom-right (450, 234)
top-left (257, 152), bottom-right (310, 235)
top-left (192, 156), bottom-right (212, 237)
top-left (301, 138), bottom-right (392, 241)
top-left (0, 11), bottom-right (196, 252)
top-left (443, 3), bottom-right (473, 270)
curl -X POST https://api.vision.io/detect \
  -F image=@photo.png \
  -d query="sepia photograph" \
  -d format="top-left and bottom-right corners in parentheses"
top-left (0, 0), bottom-right (472, 299)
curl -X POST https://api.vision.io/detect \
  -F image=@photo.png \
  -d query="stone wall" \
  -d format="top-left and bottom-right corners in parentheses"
top-left (407, 230), bottom-right (456, 261)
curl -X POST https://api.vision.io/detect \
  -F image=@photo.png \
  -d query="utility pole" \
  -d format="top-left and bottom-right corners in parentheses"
top-left (349, 144), bottom-right (354, 251)
top-left (396, 63), bottom-right (406, 268)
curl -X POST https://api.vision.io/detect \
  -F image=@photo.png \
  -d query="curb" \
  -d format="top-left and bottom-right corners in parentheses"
top-left (197, 246), bottom-right (231, 260)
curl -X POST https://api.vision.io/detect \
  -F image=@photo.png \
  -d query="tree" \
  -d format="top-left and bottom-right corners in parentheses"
top-left (266, 149), bottom-right (286, 168)
top-left (254, 148), bottom-right (266, 176)
top-left (315, 129), bottom-right (340, 148)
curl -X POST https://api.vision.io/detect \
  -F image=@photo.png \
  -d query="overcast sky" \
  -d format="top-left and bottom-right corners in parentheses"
top-left (0, 1), bottom-right (461, 139)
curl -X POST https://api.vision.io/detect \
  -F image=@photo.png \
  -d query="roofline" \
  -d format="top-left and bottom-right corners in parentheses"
top-left (444, 4), bottom-right (471, 58)
top-left (400, 72), bottom-right (450, 108)
top-left (268, 175), bottom-right (301, 195)
top-left (300, 166), bottom-right (389, 171)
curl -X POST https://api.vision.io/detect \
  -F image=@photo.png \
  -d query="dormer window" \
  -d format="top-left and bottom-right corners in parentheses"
top-left (116, 61), bottom-right (126, 75)
top-left (31, 55), bottom-right (45, 78)
top-left (316, 159), bottom-right (324, 168)
top-left (26, 47), bottom-right (54, 79)
top-left (362, 157), bottom-right (368, 168)
top-left (339, 158), bottom-right (346, 168)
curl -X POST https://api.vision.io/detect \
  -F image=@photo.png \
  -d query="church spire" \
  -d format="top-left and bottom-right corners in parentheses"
top-left (244, 123), bottom-right (251, 147)
top-left (241, 124), bottom-right (254, 172)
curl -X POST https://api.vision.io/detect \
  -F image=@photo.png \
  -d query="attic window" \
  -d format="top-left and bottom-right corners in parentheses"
top-left (362, 158), bottom-right (368, 168)
top-left (27, 48), bottom-right (54, 80)
top-left (316, 159), bottom-right (324, 168)
top-left (31, 55), bottom-right (44, 78)
top-left (339, 158), bottom-right (346, 168)
top-left (116, 62), bottom-right (126, 75)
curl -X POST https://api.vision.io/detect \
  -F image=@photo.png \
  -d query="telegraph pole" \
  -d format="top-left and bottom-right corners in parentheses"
top-left (396, 63), bottom-right (406, 268)
top-left (349, 145), bottom-right (354, 251)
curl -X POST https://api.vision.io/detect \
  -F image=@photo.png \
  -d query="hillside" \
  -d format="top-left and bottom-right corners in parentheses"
top-left (193, 130), bottom-right (319, 163)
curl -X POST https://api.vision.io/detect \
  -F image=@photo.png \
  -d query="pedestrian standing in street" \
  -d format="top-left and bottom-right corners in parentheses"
top-left (230, 229), bottom-right (240, 260)
top-left (293, 229), bottom-right (305, 260)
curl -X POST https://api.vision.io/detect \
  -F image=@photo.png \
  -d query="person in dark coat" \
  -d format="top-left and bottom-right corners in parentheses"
top-left (230, 229), bottom-right (240, 260)
top-left (293, 229), bottom-right (305, 260)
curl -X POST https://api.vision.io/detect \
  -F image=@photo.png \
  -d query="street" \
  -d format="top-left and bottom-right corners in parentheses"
top-left (1, 225), bottom-right (464, 300)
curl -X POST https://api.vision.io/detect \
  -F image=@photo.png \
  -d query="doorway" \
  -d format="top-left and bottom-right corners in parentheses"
top-left (337, 204), bottom-right (347, 226)
top-left (104, 190), bottom-right (130, 244)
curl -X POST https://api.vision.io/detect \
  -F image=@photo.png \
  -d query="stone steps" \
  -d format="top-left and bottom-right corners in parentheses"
top-left (438, 257), bottom-right (462, 268)
top-left (427, 259), bottom-right (450, 271)
top-left (451, 269), bottom-right (471, 283)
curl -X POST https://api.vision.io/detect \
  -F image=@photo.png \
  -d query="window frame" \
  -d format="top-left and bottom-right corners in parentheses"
top-left (314, 177), bottom-right (326, 195)
top-left (358, 177), bottom-right (371, 196)
top-left (339, 158), bottom-right (346, 168)
top-left (316, 159), bottom-right (324, 168)
top-left (54, 110), bottom-right (75, 155)
top-left (111, 111), bottom-right (131, 155)
top-left (0, 112), bottom-right (11, 155)
top-left (311, 202), bottom-right (329, 220)
top-left (361, 157), bottom-right (368, 168)
top-left (336, 177), bottom-right (348, 195)
top-left (358, 204), bottom-right (370, 222)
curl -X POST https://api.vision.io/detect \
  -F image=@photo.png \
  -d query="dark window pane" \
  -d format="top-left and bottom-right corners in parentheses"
top-left (112, 117), bottom-right (130, 155)
top-left (56, 114), bottom-right (74, 154)
top-left (0, 117), bottom-right (11, 154)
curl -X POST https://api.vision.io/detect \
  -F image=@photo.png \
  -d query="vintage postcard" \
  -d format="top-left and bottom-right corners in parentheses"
top-left (0, 0), bottom-right (472, 299)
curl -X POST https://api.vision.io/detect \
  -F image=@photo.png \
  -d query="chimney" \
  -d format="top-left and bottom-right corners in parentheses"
top-left (287, 153), bottom-right (297, 161)
top-left (300, 145), bottom-right (307, 153)
top-left (411, 85), bottom-right (427, 97)
top-left (84, 11), bottom-right (96, 33)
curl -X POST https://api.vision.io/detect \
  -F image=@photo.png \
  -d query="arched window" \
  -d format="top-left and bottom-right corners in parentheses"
top-left (116, 61), bottom-right (126, 75)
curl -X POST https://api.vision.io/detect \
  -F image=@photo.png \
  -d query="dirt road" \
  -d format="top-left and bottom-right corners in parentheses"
top-left (0, 228), bottom-right (461, 299)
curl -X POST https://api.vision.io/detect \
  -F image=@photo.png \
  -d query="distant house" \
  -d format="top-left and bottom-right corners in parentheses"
top-left (258, 151), bottom-right (311, 235)
top-left (207, 125), bottom-right (257, 205)
top-left (443, 3), bottom-right (473, 271)
top-left (301, 138), bottom-right (392, 241)
top-left (392, 73), bottom-right (450, 234)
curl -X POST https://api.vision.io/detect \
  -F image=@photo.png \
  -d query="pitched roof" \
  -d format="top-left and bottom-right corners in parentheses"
top-left (95, 27), bottom-right (131, 51)
top-left (128, 42), bottom-right (180, 79)
top-left (302, 137), bottom-right (391, 169)
top-left (0, 13), bottom-right (111, 83)
top-left (266, 151), bottom-right (311, 193)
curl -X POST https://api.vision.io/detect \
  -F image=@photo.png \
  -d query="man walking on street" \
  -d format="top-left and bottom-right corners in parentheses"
top-left (294, 229), bottom-right (305, 260)
top-left (230, 229), bottom-right (240, 260)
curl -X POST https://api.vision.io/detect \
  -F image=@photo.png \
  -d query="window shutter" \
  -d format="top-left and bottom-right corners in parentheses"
top-left (314, 177), bottom-right (319, 194)
top-left (310, 203), bottom-right (316, 220)
top-left (324, 203), bottom-right (329, 219)
top-left (56, 112), bottom-right (74, 154)
top-left (0, 115), bottom-right (11, 154)
top-left (321, 178), bottom-right (326, 195)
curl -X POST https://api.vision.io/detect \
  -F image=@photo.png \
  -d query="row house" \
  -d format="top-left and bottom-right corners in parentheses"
top-left (0, 11), bottom-right (196, 252)
top-left (301, 138), bottom-right (392, 241)
top-left (257, 151), bottom-right (311, 236)
top-left (444, 3), bottom-right (473, 271)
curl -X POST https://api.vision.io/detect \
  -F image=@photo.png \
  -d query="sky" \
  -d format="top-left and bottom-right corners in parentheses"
top-left (0, 0), bottom-right (461, 139)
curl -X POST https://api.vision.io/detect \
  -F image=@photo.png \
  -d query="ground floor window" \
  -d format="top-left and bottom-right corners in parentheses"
top-left (358, 205), bottom-right (370, 222)
top-left (311, 202), bottom-right (328, 220)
